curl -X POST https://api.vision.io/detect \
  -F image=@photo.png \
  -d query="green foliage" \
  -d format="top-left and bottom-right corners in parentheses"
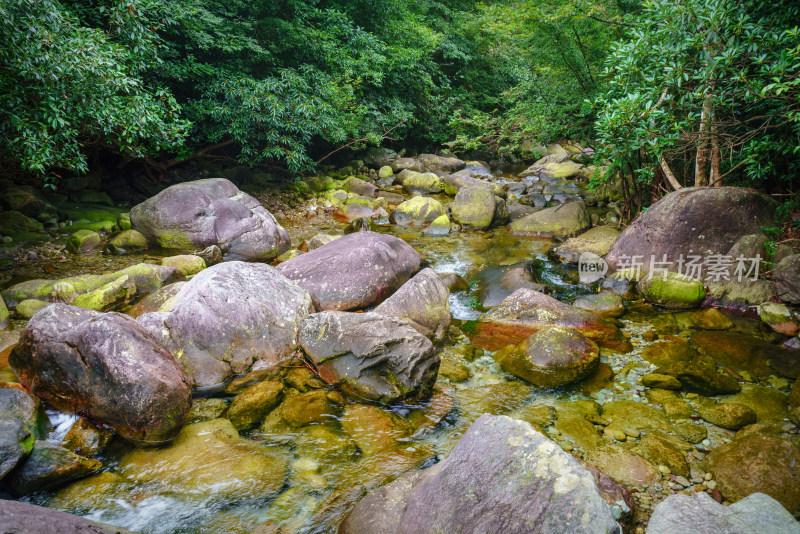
top-left (0, 0), bottom-right (189, 184)
top-left (594, 0), bottom-right (800, 190)
top-left (447, 0), bottom-right (635, 156)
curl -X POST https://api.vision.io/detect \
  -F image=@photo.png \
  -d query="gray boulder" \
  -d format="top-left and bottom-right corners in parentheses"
top-left (605, 187), bottom-right (777, 275)
top-left (277, 231), bottom-right (421, 311)
top-left (0, 498), bottom-right (136, 533)
top-left (298, 311), bottom-right (439, 403)
top-left (138, 262), bottom-right (313, 387)
top-left (775, 254), bottom-right (800, 304)
top-left (341, 414), bottom-right (622, 534)
top-left (10, 304), bottom-right (191, 444)
top-left (647, 492), bottom-right (800, 534)
top-left (373, 268), bottom-right (451, 340)
top-left (130, 178), bottom-right (290, 261)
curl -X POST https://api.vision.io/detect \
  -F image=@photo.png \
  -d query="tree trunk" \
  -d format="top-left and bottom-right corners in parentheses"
top-left (710, 118), bottom-right (721, 186)
top-left (660, 158), bottom-right (683, 190)
top-left (695, 94), bottom-right (712, 186)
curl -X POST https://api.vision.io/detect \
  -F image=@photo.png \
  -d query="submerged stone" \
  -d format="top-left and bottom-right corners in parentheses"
top-left (493, 327), bottom-right (599, 388)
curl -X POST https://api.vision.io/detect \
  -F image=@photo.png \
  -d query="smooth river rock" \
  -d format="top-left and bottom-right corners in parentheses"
top-left (276, 231), bottom-right (421, 311)
top-left (138, 261), bottom-right (313, 387)
top-left (647, 492), bottom-right (800, 534)
top-left (470, 288), bottom-right (632, 353)
top-left (10, 304), bottom-right (191, 444)
top-left (298, 311), bottom-right (439, 403)
top-left (130, 178), bottom-right (291, 260)
top-left (341, 414), bottom-right (622, 534)
top-left (373, 267), bottom-right (451, 340)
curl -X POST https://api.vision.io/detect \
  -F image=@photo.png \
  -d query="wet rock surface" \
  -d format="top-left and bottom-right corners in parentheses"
top-left (10, 304), bottom-right (191, 443)
top-left (277, 231), bottom-right (421, 311)
top-left (342, 415), bottom-right (622, 534)
top-left (138, 261), bottom-right (313, 387)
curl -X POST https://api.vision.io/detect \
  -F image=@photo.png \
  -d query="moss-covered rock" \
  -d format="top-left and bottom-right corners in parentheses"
top-left (422, 214), bottom-right (451, 236)
top-left (61, 419), bottom-right (113, 457)
top-left (15, 300), bottom-right (50, 319)
top-left (757, 302), bottom-right (799, 336)
top-left (451, 186), bottom-right (508, 230)
top-left (0, 294), bottom-right (8, 329)
top-left (127, 281), bottom-right (185, 318)
top-left (390, 196), bottom-right (444, 226)
top-left (71, 275), bottom-right (136, 311)
top-left (276, 248), bottom-right (304, 263)
top-left (378, 166), bottom-right (394, 180)
top-left (160, 255), bottom-right (206, 277)
top-left (681, 308), bottom-right (733, 330)
top-left (67, 229), bottom-right (101, 254)
top-left (6, 440), bottom-right (101, 496)
top-left (400, 171), bottom-right (444, 195)
top-left (227, 380), bottom-right (284, 430)
top-left (106, 229), bottom-right (148, 254)
top-left (0, 210), bottom-right (45, 235)
top-left (493, 327), bottom-right (599, 387)
top-left (119, 418), bottom-right (289, 500)
top-left (508, 200), bottom-right (590, 238)
top-left (637, 272), bottom-right (706, 309)
top-left (553, 225), bottom-right (620, 264)
top-left (573, 292), bottom-right (624, 318)
top-left (117, 212), bottom-right (131, 230)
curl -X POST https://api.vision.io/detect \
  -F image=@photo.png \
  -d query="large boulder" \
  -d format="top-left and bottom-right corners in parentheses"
top-left (775, 254), bottom-right (800, 304)
top-left (10, 304), bottom-right (191, 444)
top-left (399, 171), bottom-right (444, 195)
top-left (647, 491), bottom-right (800, 534)
top-left (494, 327), bottom-right (600, 387)
top-left (341, 414), bottom-right (622, 534)
top-left (605, 187), bottom-right (777, 275)
top-left (508, 200), bottom-right (591, 239)
top-left (276, 231), bottom-right (421, 311)
top-left (451, 186), bottom-right (509, 230)
top-left (470, 288), bottom-right (632, 353)
top-left (373, 268), bottom-right (451, 340)
top-left (138, 262), bottom-right (313, 387)
top-left (298, 311), bottom-right (439, 403)
top-left (130, 178), bottom-right (290, 261)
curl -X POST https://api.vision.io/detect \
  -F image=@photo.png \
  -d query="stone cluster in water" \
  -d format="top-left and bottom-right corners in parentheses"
top-left (0, 143), bottom-right (799, 533)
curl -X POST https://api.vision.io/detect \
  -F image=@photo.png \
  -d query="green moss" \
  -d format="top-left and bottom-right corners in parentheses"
top-left (638, 272), bottom-right (706, 309)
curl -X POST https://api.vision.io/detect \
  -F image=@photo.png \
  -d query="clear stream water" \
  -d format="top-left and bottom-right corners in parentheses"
top-left (3, 169), bottom-right (796, 534)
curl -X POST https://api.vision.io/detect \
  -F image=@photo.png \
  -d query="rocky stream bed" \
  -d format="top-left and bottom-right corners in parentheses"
top-left (0, 146), bottom-right (799, 533)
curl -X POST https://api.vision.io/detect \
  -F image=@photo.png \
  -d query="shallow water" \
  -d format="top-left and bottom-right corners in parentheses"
top-left (7, 169), bottom-right (798, 533)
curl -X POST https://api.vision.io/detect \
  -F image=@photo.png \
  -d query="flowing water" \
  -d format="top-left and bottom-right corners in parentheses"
top-left (4, 168), bottom-right (797, 533)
